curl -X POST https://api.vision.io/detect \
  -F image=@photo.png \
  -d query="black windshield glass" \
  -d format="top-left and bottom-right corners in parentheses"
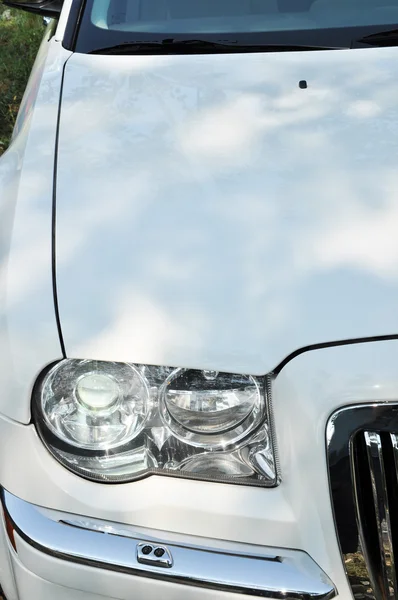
top-left (74, 0), bottom-right (398, 53)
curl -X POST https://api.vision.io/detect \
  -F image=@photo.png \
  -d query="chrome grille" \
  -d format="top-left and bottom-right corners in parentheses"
top-left (363, 432), bottom-right (396, 598)
top-left (327, 404), bottom-right (398, 600)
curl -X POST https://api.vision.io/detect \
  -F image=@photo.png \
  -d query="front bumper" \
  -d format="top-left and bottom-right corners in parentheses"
top-left (1, 489), bottom-right (335, 600)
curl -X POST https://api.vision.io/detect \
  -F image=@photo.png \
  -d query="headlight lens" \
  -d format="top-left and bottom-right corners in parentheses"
top-left (41, 361), bottom-right (149, 450)
top-left (34, 360), bottom-right (278, 487)
top-left (161, 369), bottom-right (262, 448)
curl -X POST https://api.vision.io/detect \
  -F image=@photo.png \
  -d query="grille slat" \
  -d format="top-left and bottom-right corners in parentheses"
top-left (389, 432), bottom-right (398, 484)
top-left (364, 431), bottom-right (397, 600)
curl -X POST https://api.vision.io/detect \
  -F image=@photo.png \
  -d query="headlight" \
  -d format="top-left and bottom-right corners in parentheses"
top-left (161, 369), bottom-right (263, 448)
top-left (33, 360), bottom-right (279, 487)
top-left (41, 361), bottom-right (149, 450)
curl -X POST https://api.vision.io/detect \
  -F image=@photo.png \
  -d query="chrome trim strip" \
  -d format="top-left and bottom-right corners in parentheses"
top-left (266, 375), bottom-right (282, 485)
top-left (364, 432), bottom-right (397, 599)
top-left (1, 489), bottom-right (336, 599)
top-left (349, 434), bottom-right (378, 600)
top-left (389, 432), bottom-right (398, 486)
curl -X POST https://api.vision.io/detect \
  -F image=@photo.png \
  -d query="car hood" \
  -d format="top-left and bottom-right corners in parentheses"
top-left (55, 47), bottom-right (398, 374)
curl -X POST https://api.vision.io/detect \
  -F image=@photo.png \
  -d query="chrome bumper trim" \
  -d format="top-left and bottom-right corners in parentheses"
top-left (1, 489), bottom-right (336, 599)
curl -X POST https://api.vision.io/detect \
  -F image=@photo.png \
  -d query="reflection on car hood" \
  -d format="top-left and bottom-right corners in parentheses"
top-left (56, 47), bottom-right (398, 374)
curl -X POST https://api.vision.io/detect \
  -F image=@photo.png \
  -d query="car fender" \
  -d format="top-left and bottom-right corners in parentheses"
top-left (0, 32), bottom-right (71, 424)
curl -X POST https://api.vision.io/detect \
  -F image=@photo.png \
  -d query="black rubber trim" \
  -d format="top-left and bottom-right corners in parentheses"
top-left (63, 0), bottom-right (86, 51)
top-left (274, 334), bottom-right (398, 375)
top-left (52, 58), bottom-right (70, 359)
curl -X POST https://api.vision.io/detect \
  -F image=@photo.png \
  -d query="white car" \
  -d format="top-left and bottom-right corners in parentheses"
top-left (1, 0), bottom-right (398, 598)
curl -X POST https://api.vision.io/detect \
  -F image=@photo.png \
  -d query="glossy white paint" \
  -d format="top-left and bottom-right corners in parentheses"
top-left (1, 339), bottom-right (398, 599)
top-left (10, 545), bottom-right (120, 600)
top-left (0, 33), bottom-right (71, 423)
top-left (55, 0), bottom-right (74, 42)
top-left (56, 47), bottom-right (398, 374)
top-left (10, 535), bottom-right (258, 600)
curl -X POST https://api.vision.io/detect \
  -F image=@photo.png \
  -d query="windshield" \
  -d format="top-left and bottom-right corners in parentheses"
top-left (74, 0), bottom-right (398, 53)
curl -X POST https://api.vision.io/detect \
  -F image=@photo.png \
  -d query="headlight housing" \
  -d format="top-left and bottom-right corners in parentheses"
top-left (33, 360), bottom-right (279, 487)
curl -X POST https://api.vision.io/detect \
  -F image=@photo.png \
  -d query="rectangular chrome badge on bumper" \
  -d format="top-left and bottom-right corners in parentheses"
top-left (1, 488), bottom-right (336, 599)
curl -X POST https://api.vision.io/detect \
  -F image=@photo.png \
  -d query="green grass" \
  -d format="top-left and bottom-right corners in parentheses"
top-left (0, 3), bottom-right (43, 155)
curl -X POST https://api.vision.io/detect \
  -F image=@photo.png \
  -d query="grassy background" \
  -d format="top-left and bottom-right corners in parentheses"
top-left (0, 3), bottom-right (43, 155)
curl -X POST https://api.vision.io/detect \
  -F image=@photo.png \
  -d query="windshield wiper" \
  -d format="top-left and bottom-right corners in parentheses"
top-left (89, 38), bottom-right (340, 55)
top-left (355, 28), bottom-right (398, 46)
